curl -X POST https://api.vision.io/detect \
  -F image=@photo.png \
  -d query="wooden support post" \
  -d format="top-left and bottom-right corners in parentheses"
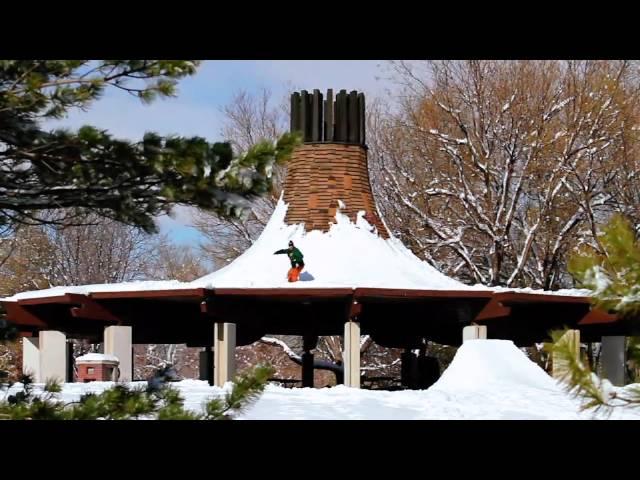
top-left (348, 90), bottom-right (359, 144)
top-left (336, 90), bottom-right (348, 142)
top-left (311, 89), bottom-right (322, 142)
top-left (300, 90), bottom-right (311, 142)
top-left (290, 92), bottom-right (301, 133)
top-left (324, 88), bottom-right (334, 141)
top-left (358, 92), bottom-right (366, 145)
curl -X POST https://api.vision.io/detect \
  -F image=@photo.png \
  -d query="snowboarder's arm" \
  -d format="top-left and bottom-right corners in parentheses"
top-left (274, 249), bottom-right (288, 255)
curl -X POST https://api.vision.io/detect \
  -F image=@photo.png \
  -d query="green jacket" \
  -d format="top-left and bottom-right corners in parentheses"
top-left (274, 246), bottom-right (304, 268)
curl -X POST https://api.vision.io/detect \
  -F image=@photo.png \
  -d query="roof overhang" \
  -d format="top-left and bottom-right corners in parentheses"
top-left (0, 286), bottom-right (623, 347)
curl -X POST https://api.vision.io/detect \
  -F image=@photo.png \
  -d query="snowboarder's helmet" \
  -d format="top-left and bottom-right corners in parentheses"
top-left (288, 241), bottom-right (294, 247)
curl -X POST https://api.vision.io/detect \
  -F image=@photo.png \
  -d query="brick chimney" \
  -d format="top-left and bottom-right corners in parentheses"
top-left (283, 89), bottom-right (389, 238)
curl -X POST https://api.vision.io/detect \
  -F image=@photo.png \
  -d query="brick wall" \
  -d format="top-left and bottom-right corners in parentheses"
top-left (77, 363), bottom-right (116, 382)
top-left (283, 143), bottom-right (389, 238)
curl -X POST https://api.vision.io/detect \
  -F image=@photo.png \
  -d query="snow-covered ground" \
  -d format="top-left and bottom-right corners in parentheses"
top-left (5, 340), bottom-right (639, 420)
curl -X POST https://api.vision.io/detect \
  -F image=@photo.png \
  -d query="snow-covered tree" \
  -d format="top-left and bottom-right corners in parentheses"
top-left (0, 214), bottom-right (210, 378)
top-left (370, 60), bottom-right (640, 289)
top-left (145, 240), bottom-right (210, 283)
top-left (0, 212), bottom-right (160, 293)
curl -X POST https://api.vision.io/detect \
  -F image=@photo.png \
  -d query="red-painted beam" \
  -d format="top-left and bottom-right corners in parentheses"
top-left (16, 295), bottom-right (74, 306)
top-left (201, 299), bottom-right (214, 316)
top-left (347, 298), bottom-right (362, 320)
top-left (474, 295), bottom-right (512, 322)
top-left (578, 308), bottom-right (618, 325)
top-left (354, 288), bottom-right (493, 300)
top-left (89, 288), bottom-right (210, 300)
top-left (3, 302), bottom-right (48, 327)
top-left (66, 294), bottom-right (120, 323)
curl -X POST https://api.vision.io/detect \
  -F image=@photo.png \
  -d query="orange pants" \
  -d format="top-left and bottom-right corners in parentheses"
top-left (287, 265), bottom-right (303, 282)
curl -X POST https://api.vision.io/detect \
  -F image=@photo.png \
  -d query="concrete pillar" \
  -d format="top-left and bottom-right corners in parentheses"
top-left (213, 323), bottom-right (236, 386)
top-left (463, 325), bottom-right (487, 343)
top-left (39, 330), bottom-right (68, 383)
top-left (104, 326), bottom-right (133, 382)
top-left (22, 337), bottom-right (41, 382)
top-left (601, 336), bottom-right (626, 386)
top-left (199, 346), bottom-right (214, 385)
top-left (552, 329), bottom-right (580, 380)
top-left (343, 321), bottom-right (361, 388)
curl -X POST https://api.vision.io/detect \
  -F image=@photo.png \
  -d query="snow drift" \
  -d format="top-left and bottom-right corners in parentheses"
top-left (431, 339), bottom-right (558, 392)
top-left (7, 339), bottom-right (639, 419)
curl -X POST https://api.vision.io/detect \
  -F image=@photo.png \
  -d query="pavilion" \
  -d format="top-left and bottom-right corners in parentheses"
top-left (1, 89), bottom-right (633, 388)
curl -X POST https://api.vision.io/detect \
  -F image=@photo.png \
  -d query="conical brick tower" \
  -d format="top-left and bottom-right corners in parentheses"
top-left (283, 89), bottom-right (388, 238)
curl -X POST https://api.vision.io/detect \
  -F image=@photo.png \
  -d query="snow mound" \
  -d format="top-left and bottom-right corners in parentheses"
top-left (191, 196), bottom-right (470, 290)
top-left (431, 340), bottom-right (557, 392)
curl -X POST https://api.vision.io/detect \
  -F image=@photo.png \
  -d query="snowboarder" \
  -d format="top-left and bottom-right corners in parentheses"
top-left (274, 240), bottom-right (305, 282)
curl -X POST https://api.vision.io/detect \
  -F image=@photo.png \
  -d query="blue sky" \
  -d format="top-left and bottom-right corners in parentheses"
top-left (45, 60), bottom-right (393, 246)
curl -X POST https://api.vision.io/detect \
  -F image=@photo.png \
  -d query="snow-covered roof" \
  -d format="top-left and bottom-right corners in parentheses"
top-left (191, 197), bottom-right (472, 290)
top-left (1, 196), bottom-right (591, 302)
top-left (3, 280), bottom-right (190, 301)
top-left (75, 353), bottom-right (119, 364)
top-left (489, 285), bottom-right (590, 297)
